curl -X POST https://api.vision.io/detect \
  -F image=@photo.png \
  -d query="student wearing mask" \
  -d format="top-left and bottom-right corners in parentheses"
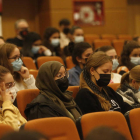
top-left (43, 27), bottom-right (63, 57)
top-left (75, 52), bottom-right (132, 115)
top-left (116, 65), bottom-right (140, 108)
top-left (68, 42), bottom-right (93, 86)
top-left (95, 46), bottom-right (121, 83)
top-left (118, 41), bottom-right (140, 75)
top-left (0, 66), bottom-right (26, 130)
top-left (0, 43), bottom-right (36, 92)
top-left (25, 61), bottom-right (82, 121)
top-left (70, 26), bottom-right (84, 43)
top-left (59, 18), bottom-right (71, 48)
top-left (22, 32), bottom-right (52, 62)
top-left (6, 19), bottom-right (29, 47)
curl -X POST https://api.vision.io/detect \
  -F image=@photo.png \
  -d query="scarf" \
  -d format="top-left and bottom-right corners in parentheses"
top-left (36, 61), bottom-right (81, 121)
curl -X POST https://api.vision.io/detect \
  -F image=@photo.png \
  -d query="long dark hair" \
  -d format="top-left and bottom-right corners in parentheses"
top-left (119, 41), bottom-right (140, 70)
top-left (68, 42), bottom-right (92, 65)
top-left (22, 32), bottom-right (41, 58)
top-left (43, 27), bottom-right (60, 52)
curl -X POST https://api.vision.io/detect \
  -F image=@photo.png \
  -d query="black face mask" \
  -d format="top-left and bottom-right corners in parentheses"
top-left (95, 71), bottom-right (111, 87)
top-left (63, 27), bottom-right (70, 35)
top-left (19, 29), bottom-right (29, 39)
top-left (55, 76), bottom-right (69, 92)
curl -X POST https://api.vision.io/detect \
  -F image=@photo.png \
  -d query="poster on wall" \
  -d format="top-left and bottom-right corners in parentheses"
top-left (73, 0), bottom-right (104, 26)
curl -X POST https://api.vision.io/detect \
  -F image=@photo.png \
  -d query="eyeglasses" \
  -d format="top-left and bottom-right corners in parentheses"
top-left (5, 81), bottom-right (15, 89)
top-left (8, 54), bottom-right (23, 61)
top-left (55, 71), bottom-right (69, 79)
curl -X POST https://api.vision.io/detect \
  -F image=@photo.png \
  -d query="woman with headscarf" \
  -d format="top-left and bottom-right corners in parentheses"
top-left (25, 61), bottom-right (82, 121)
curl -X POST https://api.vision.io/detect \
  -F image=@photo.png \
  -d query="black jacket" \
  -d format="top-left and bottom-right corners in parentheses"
top-left (6, 37), bottom-right (23, 47)
top-left (75, 86), bottom-right (133, 115)
top-left (24, 93), bottom-right (81, 121)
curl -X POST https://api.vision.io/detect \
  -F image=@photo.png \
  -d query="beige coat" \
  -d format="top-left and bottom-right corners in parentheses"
top-left (0, 100), bottom-right (27, 130)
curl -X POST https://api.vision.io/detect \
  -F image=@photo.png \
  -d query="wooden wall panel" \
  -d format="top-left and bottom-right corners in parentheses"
top-left (2, 0), bottom-right (39, 40)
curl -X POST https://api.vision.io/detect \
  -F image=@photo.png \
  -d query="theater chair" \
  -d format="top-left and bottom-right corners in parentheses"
top-left (76, 111), bottom-right (132, 140)
top-left (37, 56), bottom-right (65, 68)
top-left (0, 124), bottom-right (14, 139)
top-left (22, 57), bottom-right (37, 70)
top-left (66, 56), bottom-right (75, 69)
top-left (108, 83), bottom-right (120, 91)
top-left (68, 86), bottom-right (79, 99)
top-left (17, 89), bottom-right (40, 119)
top-left (125, 108), bottom-right (140, 140)
top-left (118, 34), bottom-right (132, 40)
top-left (101, 34), bottom-right (117, 41)
top-left (93, 39), bottom-right (111, 49)
top-left (23, 117), bottom-right (80, 140)
top-left (29, 70), bottom-right (38, 79)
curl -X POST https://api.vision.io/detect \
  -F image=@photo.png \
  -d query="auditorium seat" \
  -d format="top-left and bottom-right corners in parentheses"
top-left (118, 34), bottom-right (132, 40)
top-left (112, 39), bottom-right (124, 56)
top-left (0, 124), bottom-right (14, 139)
top-left (23, 117), bottom-right (80, 140)
top-left (66, 56), bottom-right (75, 69)
top-left (37, 56), bottom-right (65, 68)
top-left (85, 34), bottom-right (100, 45)
top-left (125, 108), bottom-right (140, 140)
top-left (108, 83), bottom-right (120, 91)
top-left (93, 39), bottom-right (111, 49)
top-left (101, 34), bottom-right (117, 41)
top-left (29, 70), bottom-right (38, 79)
top-left (17, 89), bottom-right (40, 119)
top-left (68, 86), bottom-right (79, 98)
top-left (76, 111), bottom-right (132, 140)
top-left (22, 57), bottom-right (37, 70)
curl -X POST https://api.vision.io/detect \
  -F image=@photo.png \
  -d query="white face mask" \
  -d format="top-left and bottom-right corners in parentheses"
top-left (74, 36), bottom-right (84, 43)
top-left (4, 86), bottom-right (17, 103)
top-left (51, 38), bottom-right (60, 47)
top-left (130, 57), bottom-right (140, 65)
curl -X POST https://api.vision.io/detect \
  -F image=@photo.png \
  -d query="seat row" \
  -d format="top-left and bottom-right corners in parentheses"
top-left (0, 109), bottom-right (140, 140)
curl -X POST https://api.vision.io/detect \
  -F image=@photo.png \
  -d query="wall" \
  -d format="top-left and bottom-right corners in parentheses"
top-left (39, 0), bottom-right (128, 37)
top-left (127, 0), bottom-right (140, 36)
top-left (2, 0), bottom-right (134, 39)
top-left (2, 0), bottom-right (39, 40)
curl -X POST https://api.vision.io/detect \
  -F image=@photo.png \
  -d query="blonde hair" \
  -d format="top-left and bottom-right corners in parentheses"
top-left (80, 51), bottom-right (112, 110)
top-left (120, 65), bottom-right (140, 86)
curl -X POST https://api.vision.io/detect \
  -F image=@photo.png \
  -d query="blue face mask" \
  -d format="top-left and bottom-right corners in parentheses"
top-left (51, 39), bottom-right (60, 47)
top-left (112, 59), bottom-right (119, 71)
top-left (31, 46), bottom-right (40, 54)
top-left (11, 58), bottom-right (23, 71)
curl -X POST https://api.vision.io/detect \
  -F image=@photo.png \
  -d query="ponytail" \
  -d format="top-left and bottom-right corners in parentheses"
top-left (120, 72), bottom-right (130, 87)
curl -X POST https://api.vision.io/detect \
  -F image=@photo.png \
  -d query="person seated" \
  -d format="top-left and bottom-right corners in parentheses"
top-left (0, 130), bottom-right (49, 140)
top-left (0, 37), bottom-right (5, 45)
top-left (0, 43), bottom-right (37, 106)
top-left (25, 61), bottom-right (82, 121)
top-left (70, 26), bottom-right (84, 43)
top-left (43, 27), bottom-right (63, 57)
top-left (116, 65), bottom-right (140, 108)
top-left (75, 52), bottom-right (132, 115)
top-left (6, 19), bottom-right (29, 47)
top-left (0, 66), bottom-right (26, 130)
top-left (85, 126), bottom-right (127, 140)
top-left (22, 32), bottom-right (52, 63)
top-left (118, 41), bottom-right (140, 75)
top-left (95, 46), bottom-right (121, 83)
top-left (59, 18), bottom-right (71, 48)
top-left (68, 42), bottom-right (93, 86)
